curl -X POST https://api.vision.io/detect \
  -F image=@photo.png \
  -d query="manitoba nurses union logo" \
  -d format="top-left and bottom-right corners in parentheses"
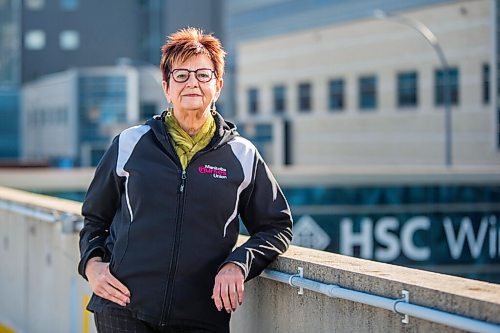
top-left (198, 164), bottom-right (228, 179)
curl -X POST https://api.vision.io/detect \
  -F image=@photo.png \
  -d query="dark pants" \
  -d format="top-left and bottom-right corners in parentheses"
top-left (94, 310), bottom-right (219, 333)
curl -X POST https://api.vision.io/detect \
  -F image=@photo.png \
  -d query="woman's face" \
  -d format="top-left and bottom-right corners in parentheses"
top-left (163, 54), bottom-right (223, 116)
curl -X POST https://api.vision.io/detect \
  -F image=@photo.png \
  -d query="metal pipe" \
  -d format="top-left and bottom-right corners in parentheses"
top-left (260, 269), bottom-right (500, 333)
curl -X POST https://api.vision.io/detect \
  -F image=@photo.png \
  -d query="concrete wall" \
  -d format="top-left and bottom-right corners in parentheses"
top-left (1, 186), bottom-right (499, 332)
top-left (231, 244), bottom-right (500, 332)
top-left (0, 187), bottom-right (95, 333)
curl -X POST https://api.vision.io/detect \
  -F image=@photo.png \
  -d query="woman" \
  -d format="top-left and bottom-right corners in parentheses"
top-left (78, 27), bottom-right (293, 333)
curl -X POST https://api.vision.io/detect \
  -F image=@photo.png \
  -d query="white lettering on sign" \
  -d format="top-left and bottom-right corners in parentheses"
top-left (337, 215), bottom-right (500, 262)
top-left (340, 217), bottom-right (431, 261)
top-left (444, 216), bottom-right (491, 259)
top-left (490, 215), bottom-right (497, 259)
top-left (374, 217), bottom-right (399, 262)
top-left (401, 216), bottom-right (430, 261)
top-left (340, 218), bottom-right (373, 259)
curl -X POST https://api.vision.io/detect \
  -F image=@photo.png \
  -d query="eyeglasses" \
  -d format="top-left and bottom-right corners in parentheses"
top-left (169, 68), bottom-right (216, 83)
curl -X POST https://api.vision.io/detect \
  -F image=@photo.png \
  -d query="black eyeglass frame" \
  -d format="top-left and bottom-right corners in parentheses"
top-left (169, 68), bottom-right (217, 83)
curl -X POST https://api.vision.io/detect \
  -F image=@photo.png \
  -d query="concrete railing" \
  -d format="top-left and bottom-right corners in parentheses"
top-left (0, 187), bottom-right (92, 333)
top-left (0, 186), bottom-right (499, 333)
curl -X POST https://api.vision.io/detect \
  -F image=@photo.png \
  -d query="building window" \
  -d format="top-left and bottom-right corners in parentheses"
top-left (435, 67), bottom-right (459, 105)
top-left (328, 79), bottom-right (344, 111)
top-left (25, 0), bottom-right (44, 10)
top-left (24, 30), bottom-right (46, 50)
top-left (59, 30), bottom-right (80, 50)
top-left (60, 0), bottom-right (78, 10)
top-left (483, 64), bottom-right (490, 104)
top-left (248, 88), bottom-right (258, 114)
top-left (273, 85), bottom-right (286, 113)
top-left (298, 82), bottom-right (312, 112)
top-left (359, 75), bottom-right (377, 109)
top-left (397, 72), bottom-right (418, 107)
top-left (79, 75), bottom-right (127, 143)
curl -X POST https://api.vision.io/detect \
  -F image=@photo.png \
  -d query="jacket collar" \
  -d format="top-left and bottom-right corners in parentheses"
top-left (146, 112), bottom-right (239, 153)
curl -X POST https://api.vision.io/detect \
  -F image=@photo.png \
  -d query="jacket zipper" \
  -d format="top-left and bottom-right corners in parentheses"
top-left (159, 129), bottom-right (226, 325)
top-left (158, 127), bottom-right (184, 326)
top-left (179, 170), bottom-right (187, 192)
top-left (160, 169), bottom-right (187, 325)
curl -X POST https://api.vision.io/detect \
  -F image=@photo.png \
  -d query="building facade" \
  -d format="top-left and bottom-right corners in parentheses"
top-left (21, 66), bottom-right (166, 166)
top-left (235, 0), bottom-right (499, 167)
top-left (21, 0), bottom-right (224, 83)
top-left (0, 0), bottom-right (223, 161)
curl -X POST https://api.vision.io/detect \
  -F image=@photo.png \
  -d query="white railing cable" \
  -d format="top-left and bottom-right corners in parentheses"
top-left (261, 269), bottom-right (500, 333)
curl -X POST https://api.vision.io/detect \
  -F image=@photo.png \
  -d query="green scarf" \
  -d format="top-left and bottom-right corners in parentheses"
top-left (164, 113), bottom-right (216, 170)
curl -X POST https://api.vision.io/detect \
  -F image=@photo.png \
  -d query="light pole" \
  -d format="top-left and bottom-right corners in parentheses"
top-left (374, 9), bottom-right (452, 167)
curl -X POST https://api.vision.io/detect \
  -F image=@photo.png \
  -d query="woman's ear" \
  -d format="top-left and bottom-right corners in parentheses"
top-left (162, 80), bottom-right (170, 101)
top-left (215, 78), bottom-right (223, 98)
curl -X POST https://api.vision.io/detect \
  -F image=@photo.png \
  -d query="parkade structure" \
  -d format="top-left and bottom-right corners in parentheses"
top-left (0, 183), bottom-right (500, 332)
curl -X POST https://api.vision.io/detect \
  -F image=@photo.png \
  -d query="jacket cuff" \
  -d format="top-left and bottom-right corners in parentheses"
top-left (78, 247), bottom-right (105, 280)
top-left (217, 260), bottom-right (248, 280)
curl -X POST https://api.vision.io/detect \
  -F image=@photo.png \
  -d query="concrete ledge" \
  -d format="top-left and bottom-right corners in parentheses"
top-left (232, 237), bottom-right (500, 332)
top-left (0, 186), bottom-right (82, 215)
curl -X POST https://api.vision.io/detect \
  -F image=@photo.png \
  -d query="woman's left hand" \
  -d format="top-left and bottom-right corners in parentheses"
top-left (212, 263), bottom-right (245, 313)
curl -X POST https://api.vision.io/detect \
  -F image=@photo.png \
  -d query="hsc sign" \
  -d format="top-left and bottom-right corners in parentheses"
top-left (293, 214), bottom-right (500, 265)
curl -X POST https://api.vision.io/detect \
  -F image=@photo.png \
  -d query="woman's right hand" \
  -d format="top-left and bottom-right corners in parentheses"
top-left (85, 257), bottom-right (131, 307)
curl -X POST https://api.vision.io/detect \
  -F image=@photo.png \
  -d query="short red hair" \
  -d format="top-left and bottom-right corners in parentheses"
top-left (160, 27), bottom-right (226, 86)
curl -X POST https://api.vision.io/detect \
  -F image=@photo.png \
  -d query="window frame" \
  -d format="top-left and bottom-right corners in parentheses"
top-left (397, 71), bottom-right (418, 108)
top-left (358, 75), bottom-right (377, 110)
top-left (298, 82), bottom-right (312, 112)
top-left (273, 84), bottom-right (286, 113)
top-left (60, 0), bottom-right (78, 10)
top-left (24, 30), bottom-right (46, 50)
top-left (247, 88), bottom-right (259, 115)
top-left (59, 30), bottom-right (80, 50)
top-left (434, 67), bottom-right (459, 106)
top-left (25, 0), bottom-right (45, 10)
top-left (328, 78), bottom-right (344, 111)
top-left (482, 63), bottom-right (490, 105)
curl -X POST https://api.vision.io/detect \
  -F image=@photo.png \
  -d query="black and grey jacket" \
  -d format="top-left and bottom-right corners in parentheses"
top-left (78, 113), bottom-right (293, 332)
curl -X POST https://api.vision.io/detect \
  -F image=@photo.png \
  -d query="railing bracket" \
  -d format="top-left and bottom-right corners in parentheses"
top-left (393, 290), bottom-right (410, 324)
top-left (288, 267), bottom-right (304, 295)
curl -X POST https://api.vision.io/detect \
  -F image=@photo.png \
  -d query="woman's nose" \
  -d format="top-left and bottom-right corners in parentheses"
top-left (185, 72), bottom-right (199, 86)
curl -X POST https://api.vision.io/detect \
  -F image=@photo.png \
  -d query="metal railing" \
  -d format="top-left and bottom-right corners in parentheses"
top-left (261, 269), bottom-right (500, 333)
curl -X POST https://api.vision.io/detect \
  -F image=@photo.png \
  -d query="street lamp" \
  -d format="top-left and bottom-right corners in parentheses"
top-left (374, 9), bottom-right (452, 167)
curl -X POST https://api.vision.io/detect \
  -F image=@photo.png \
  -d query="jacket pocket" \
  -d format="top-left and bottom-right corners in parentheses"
top-left (109, 232), bottom-right (129, 276)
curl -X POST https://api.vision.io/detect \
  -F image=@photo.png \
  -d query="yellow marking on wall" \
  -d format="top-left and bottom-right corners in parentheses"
top-left (0, 323), bottom-right (16, 333)
top-left (83, 295), bottom-right (90, 333)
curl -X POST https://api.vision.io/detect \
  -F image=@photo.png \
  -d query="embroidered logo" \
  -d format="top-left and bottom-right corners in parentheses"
top-left (198, 164), bottom-right (227, 179)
